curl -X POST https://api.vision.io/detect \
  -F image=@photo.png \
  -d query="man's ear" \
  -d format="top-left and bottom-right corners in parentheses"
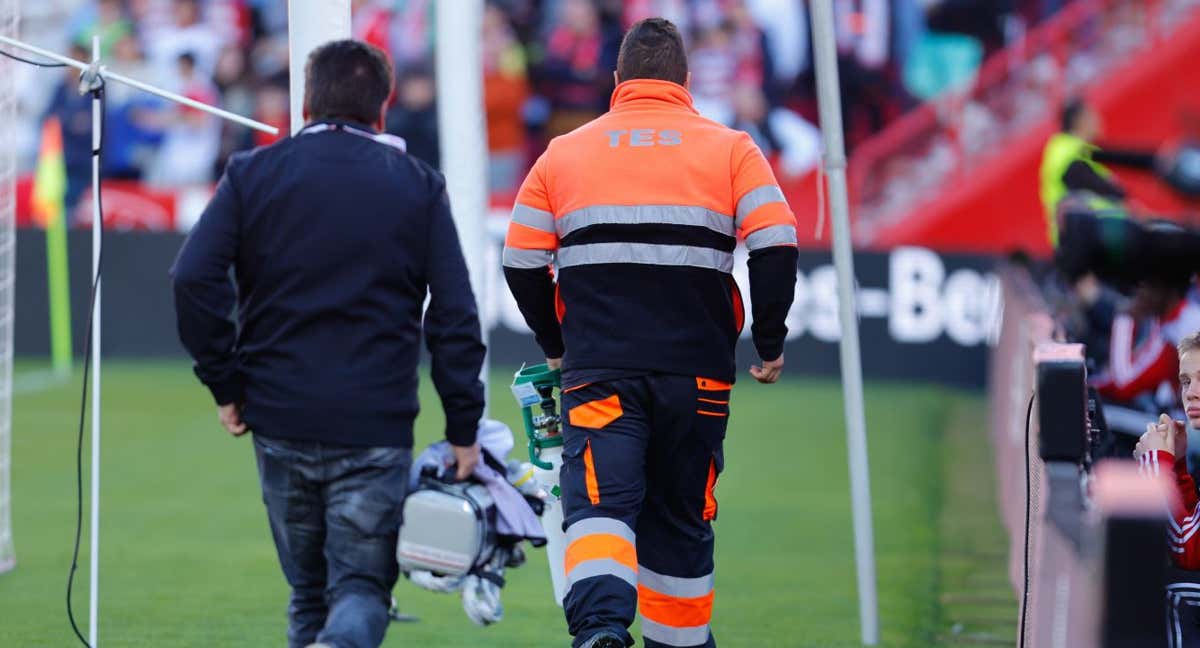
top-left (613, 69), bottom-right (620, 85)
top-left (376, 105), bottom-right (387, 132)
top-left (684, 72), bottom-right (691, 90)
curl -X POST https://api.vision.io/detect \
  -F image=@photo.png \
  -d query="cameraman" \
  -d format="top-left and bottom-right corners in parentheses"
top-left (171, 40), bottom-right (485, 648)
top-left (1040, 98), bottom-right (1160, 246)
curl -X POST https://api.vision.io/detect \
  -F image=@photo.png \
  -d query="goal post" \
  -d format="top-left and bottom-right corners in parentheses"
top-left (0, 0), bottom-right (19, 575)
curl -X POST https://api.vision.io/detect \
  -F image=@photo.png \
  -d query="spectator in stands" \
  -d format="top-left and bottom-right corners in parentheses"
top-left (1093, 278), bottom-right (1200, 406)
top-left (147, 0), bottom-right (223, 79)
top-left (103, 35), bottom-right (166, 180)
top-left (42, 43), bottom-right (95, 218)
top-left (483, 3), bottom-right (530, 194)
top-left (148, 52), bottom-right (221, 186)
top-left (1039, 99), bottom-right (1161, 246)
top-left (925, 0), bottom-right (1012, 53)
top-left (729, 82), bottom-right (821, 179)
top-left (386, 65), bottom-right (440, 169)
top-left (744, 0), bottom-right (807, 103)
top-left (251, 83), bottom-right (290, 149)
top-left (213, 44), bottom-right (258, 168)
top-left (624, 0), bottom-right (692, 35)
top-left (352, 0), bottom-right (395, 53)
top-left (17, 0), bottom-right (1094, 202)
top-left (835, 0), bottom-right (898, 148)
top-left (689, 21), bottom-right (738, 125)
top-left (72, 0), bottom-right (134, 58)
top-left (727, 0), bottom-right (770, 86)
top-left (536, 0), bottom-right (620, 137)
top-left (1134, 332), bottom-right (1200, 570)
top-left (389, 0), bottom-right (436, 67)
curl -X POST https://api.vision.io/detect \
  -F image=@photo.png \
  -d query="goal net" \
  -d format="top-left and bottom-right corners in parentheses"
top-left (0, 0), bottom-right (18, 575)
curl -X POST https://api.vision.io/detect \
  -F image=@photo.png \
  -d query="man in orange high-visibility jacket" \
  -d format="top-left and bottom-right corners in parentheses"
top-left (503, 18), bottom-right (799, 648)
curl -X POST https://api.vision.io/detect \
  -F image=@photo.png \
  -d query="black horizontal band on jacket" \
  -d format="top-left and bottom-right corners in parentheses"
top-left (559, 223), bottom-right (737, 253)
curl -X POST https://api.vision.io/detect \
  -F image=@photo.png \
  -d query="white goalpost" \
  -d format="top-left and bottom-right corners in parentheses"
top-left (0, 0), bottom-right (17, 577)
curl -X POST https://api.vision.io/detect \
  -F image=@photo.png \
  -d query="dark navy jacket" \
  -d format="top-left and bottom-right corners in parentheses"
top-left (171, 120), bottom-right (485, 448)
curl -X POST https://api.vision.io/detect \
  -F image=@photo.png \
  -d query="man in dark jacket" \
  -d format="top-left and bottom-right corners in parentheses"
top-left (171, 40), bottom-right (485, 648)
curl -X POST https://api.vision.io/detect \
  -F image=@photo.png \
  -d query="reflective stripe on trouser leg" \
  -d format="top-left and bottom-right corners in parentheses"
top-left (638, 565), bottom-right (714, 647)
top-left (560, 378), bottom-right (650, 647)
top-left (564, 517), bottom-right (639, 591)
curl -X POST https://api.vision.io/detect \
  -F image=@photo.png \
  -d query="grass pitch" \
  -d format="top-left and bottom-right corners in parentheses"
top-left (0, 361), bottom-right (988, 647)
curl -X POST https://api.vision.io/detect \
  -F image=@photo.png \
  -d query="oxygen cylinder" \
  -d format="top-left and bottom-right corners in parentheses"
top-left (534, 445), bottom-right (567, 604)
top-left (511, 363), bottom-right (569, 605)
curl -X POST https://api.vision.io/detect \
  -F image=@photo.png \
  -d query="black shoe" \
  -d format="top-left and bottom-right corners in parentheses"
top-left (579, 632), bottom-right (625, 648)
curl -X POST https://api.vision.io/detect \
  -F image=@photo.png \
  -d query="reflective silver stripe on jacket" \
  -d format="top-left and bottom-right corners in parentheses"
top-left (744, 223), bottom-right (798, 250)
top-left (734, 185), bottom-right (786, 227)
top-left (557, 204), bottom-right (733, 238)
top-left (511, 203), bottom-right (556, 233)
top-left (557, 243), bottom-right (734, 273)
top-left (501, 247), bottom-right (555, 269)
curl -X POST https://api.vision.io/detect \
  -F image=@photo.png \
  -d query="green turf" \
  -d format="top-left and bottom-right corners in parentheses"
top-left (0, 361), bottom-right (980, 647)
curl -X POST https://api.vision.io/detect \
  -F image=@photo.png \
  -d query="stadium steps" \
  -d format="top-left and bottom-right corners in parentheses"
top-left (782, 0), bottom-right (1200, 255)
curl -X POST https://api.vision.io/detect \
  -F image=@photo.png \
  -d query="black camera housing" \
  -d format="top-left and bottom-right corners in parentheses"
top-left (1037, 352), bottom-right (1089, 463)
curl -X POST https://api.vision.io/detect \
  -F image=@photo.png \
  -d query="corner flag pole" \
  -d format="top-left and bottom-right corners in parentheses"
top-left (809, 0), bottom-right (880, 644)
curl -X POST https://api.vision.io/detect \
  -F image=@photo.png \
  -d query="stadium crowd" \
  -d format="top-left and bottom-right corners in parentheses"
top-left (24, 0), bottom-right (1079, 216)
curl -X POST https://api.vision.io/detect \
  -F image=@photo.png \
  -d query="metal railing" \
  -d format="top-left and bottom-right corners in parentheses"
top-left (848, 0), bottom-right (1198, 245)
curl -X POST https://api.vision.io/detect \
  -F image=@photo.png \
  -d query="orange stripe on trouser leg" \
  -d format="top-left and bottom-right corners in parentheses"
top-left (583, 439), bottom-right (600, 505)
top-left (564, 534), bottom-right (638, 576)
top-left (638, 585), bottom-right (715, 628)
top-left (504, 221), bottom-right (558, 249)
top-left (568, 394), bottom-right (623, 429)
top-left (703, 459), bottom-right (718, 521)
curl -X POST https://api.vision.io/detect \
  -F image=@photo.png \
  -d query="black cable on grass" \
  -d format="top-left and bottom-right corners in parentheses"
top-left (65, 79), bottom-right (105, 648)
top-left (1019, 390), bottom-right (1035, 648)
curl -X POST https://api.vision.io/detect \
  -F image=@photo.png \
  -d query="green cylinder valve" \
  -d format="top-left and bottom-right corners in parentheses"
top-left (511, 363), bottom-right (563, 470)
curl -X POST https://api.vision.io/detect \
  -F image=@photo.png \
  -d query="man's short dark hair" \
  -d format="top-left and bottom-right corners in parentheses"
top-left (304, 39), bottom-right (394, 126)
top-left (1061, 98), bottom-right (1087, 133)
top-left (616, 18), bottom-right (688, 86)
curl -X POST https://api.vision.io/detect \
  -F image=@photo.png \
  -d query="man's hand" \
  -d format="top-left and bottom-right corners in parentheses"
top-left (1165, 412), bottom-right (1189, 459)
top-left (452, 443), bottom-right (481, 481)
top-left (218, 403), bottom-right (247, 437)
top-left (1135, 414), bottom-right (1180, 458)
top-left (750, 355), bottom-right (784, 384)
top-left (546, 357), bottom-right (562, 370)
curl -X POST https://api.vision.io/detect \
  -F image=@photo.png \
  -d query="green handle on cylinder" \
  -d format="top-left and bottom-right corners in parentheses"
top-left (512, 363), bottom-right (564, 470)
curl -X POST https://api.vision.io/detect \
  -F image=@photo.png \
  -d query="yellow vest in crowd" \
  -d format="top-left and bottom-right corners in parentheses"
top-left (1039, 132), bottom-right (1123, 246)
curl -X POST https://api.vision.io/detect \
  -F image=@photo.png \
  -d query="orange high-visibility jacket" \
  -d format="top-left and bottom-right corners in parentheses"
top-left (503, 79), bottom-right (799, 382)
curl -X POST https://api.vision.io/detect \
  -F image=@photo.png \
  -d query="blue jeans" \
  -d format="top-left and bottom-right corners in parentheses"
top-left (253, 435), bottom-right (411, 648)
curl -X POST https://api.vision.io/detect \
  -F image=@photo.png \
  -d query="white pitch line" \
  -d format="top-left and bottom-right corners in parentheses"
top-left (12, 368), bottom-right (71, 395)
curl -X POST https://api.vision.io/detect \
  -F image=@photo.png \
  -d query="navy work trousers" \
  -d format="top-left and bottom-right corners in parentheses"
top-left (559, 374), bottom-right (729, 648)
